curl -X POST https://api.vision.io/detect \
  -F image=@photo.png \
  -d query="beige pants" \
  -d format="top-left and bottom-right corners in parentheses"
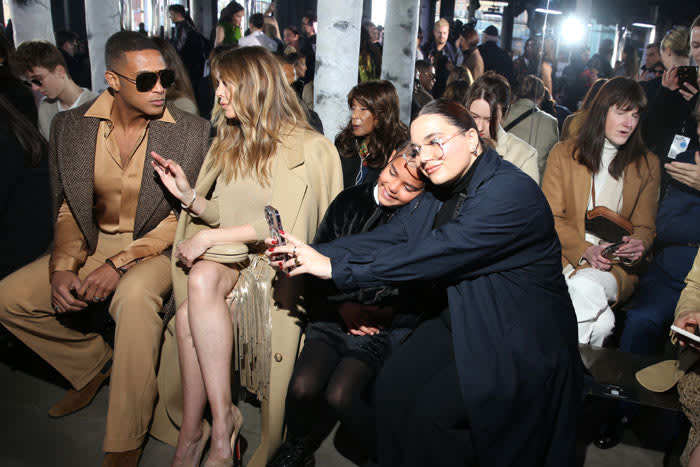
top-left (0, 232), bottom-right (171, 452)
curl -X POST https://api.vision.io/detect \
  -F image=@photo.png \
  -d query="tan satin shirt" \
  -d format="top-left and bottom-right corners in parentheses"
top-left (50, 91), bottom-right (178, 273)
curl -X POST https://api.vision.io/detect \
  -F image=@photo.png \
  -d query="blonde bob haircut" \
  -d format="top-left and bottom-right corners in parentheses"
top-left (208, 46), bottom-right (312, 184)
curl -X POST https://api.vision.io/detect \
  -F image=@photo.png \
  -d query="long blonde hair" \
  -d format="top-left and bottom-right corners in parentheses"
top-left (208, 46), bottom-right (311, 184)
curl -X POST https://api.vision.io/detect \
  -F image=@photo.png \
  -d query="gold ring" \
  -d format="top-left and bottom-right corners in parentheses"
top-left (294, 257), bottom-right (300, 267)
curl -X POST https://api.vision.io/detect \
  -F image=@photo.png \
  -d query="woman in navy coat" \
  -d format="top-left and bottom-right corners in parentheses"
top-left (268, 101), bottom-right (582, 466)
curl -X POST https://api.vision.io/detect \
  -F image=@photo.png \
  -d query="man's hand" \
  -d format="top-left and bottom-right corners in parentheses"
top-left (76, 264), bottom-right (120, 304)
top-left (51, 271), bottom-right (88, 313)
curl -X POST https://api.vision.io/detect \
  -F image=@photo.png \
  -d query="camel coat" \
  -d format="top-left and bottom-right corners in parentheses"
top-left (150, 126), bottom-right (343, 465)
top-left (542, 140), bottom-right (660, 303)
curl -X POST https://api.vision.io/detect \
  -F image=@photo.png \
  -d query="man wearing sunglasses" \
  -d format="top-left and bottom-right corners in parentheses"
top-left (15, 40), bottom-right (97, 140)
top-left (0, 31), bottom-right (209, 467)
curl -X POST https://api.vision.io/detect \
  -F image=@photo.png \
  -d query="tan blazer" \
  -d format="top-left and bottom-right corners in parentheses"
top-left (495, 126), bottom-right (539, 184)
top-left (541, 140), bottom-right (660, 303)
top-left (151, 126), bottom-right (343, 465)
top-left (676, 248), bottom-right (700, 321)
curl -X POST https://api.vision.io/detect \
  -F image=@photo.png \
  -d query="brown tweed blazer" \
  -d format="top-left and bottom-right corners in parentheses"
top-left (47, 96), bottom-right (210, 257)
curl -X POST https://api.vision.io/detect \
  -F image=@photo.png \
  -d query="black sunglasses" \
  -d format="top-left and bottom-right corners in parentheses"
top-left (22, 71), bottom-right (50, 87)
top-left (111, 69), bottom-right (175, 92)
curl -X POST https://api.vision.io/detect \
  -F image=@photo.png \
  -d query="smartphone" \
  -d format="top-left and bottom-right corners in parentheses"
top-left (264, 205), bottom-right (286, 246)
top-left (677, 66), bottom-right (698, 91)
top-left (671, 324), bottom-right (700, 344)
top-left (602, 240), bottom-right (626, 259)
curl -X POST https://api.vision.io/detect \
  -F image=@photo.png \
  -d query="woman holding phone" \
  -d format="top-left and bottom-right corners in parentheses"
top-left (150, 46), bottom-right (342, 466)
top-left (267, 100), bottom-right (582, 467)
top-left (542, 77), bottom-right (660, 346)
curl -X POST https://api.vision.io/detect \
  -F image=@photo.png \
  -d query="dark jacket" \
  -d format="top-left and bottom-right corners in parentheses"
top-left (0, 114), bottom-right (51, 278)
top-left (652, 148), bottom-right (700, 283)
top-left (316, 148), bottom-right (582, 466)
top-left (478, 41), bottom-right (515, 86)
top-left (423, 41), bottom-right (459, 98)
top-left (642, 85), bottom-right (698, 192)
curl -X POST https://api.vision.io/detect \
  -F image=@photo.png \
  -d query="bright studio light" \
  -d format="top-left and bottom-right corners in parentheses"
top-left (561, 16), bottom-right (585, 44)
top-left (535, 8), bottom-right (563, 15)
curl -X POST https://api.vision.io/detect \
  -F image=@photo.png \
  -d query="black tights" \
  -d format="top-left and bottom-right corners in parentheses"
top-left (285, 339), bottom-right (378, 457)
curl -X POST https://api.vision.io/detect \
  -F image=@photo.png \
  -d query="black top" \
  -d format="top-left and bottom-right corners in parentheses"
top-left (0, 113), bottom-right (52, 278)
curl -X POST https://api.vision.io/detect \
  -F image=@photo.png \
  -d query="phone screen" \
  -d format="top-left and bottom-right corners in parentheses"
top-left (602, 240), bottom-right (625, 259)
top-left (264, 205), bottom-right (286, 246)
top-left (678, 66), bottom-right (698, 90)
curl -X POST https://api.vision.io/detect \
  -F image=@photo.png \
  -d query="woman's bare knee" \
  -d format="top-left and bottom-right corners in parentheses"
top-left (188, 260), bottom-right (237, 297)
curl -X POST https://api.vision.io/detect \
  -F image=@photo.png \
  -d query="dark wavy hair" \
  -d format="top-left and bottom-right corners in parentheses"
top-left (574, 77), bottom-right (648, 179)
top-left (334, 80), bottom-right (409, 169)
top-left (465, 71), bottom-right (511, 140)
top-left (0, 94), bottom-right (46, 166)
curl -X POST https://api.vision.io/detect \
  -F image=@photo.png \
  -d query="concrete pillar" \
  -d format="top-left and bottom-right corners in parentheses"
top-left (362, 0), bottom-right (372, 24)
top-left (314, 0), bottom-right (363, 140)
top-left (418, 0), bottom-right (433, 49)
top-left (7, 0), bottom-right (54, 44)
top-left (381, 0), bottom-right (420, 125)
top-left (191, 0), bottom-right (216, 39)
top-left (502, 5), bottom-right (514, 55)
top-left (439, 0), bottom-right (455, 23)
top-left (84, 0), bottom-right (120, 92)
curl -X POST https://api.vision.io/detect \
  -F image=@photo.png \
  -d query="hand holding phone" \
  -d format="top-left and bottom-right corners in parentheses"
top-left (671, 324), bottom-right (700, 347)
top-left (602, 240), bottom-right (626, 260)
top-left (265, 205), bottom-right (288, 263)
top-left (677, 66), bottom-right (698, 92)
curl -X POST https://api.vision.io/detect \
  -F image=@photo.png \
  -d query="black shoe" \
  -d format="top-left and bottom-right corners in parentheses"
top-left (267, 439), bottom-right (315, 467)
top-left (594, 415), bottom-right (628, 450)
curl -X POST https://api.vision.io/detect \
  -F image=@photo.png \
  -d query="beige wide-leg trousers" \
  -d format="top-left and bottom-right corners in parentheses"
top-left (0, 232), bottom-right (171, 452)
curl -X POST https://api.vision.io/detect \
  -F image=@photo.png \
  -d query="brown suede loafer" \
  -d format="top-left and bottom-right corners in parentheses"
top-left (102, 447), bottom-right (143, 467)
top-left (48, 360), bottom-right (112, 418)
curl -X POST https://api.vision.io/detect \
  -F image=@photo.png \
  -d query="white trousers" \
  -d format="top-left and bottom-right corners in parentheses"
top-left (564, 267), bottom-right (618, 346)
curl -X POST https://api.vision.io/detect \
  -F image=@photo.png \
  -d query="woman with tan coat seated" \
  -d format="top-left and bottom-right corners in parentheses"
top-left (542, 77), bottom-right (660, 346)
top-left (149, 46), bottom-right (342, 467)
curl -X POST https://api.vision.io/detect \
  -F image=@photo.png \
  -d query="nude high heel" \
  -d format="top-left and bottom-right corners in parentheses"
top-left (204, 404), bottom-right (244, 467)
top-left (171, 420), bottom-right (211, 467)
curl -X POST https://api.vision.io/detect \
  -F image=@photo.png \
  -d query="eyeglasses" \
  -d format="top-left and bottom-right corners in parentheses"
top-left (23, 71), bottom-right (49, 87)
top-left (111, 69), bottom-right (175, 92)
top-left (400, 129), bottom-right (466, 168)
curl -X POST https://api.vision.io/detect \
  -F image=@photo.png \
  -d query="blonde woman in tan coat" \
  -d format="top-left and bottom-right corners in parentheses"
top-left (542, 77), bottom-right (660, 346)
top-left (149, 46), bottom-right (342, 467)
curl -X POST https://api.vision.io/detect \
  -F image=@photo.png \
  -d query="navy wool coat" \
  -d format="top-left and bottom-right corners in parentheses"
top-left (315, 148), bottom-right (583, 466)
